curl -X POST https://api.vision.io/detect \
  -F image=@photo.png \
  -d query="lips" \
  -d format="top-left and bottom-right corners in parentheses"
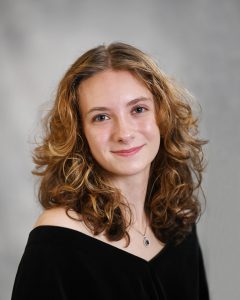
top-left (111, 145), bottom-right (144, 157)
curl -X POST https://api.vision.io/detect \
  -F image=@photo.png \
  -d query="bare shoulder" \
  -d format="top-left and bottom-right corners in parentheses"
top-left (33, 207), bottom-right (90, 234)
top-left (34, 207), bottom-right (69, 227)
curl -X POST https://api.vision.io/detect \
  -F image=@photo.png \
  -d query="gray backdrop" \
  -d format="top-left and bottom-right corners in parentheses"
top-left (1, 0), bottom-right (240, 299)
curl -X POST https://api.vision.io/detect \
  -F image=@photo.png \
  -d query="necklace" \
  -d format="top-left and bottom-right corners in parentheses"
top-left (132, 222), bottom-right (150, 247)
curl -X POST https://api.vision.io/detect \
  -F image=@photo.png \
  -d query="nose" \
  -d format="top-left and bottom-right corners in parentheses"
top-left (113, 117), bottom-right (135, 144)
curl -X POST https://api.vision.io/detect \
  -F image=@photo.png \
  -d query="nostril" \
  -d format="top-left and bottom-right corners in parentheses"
top-left (117, 133), bottom-right (134, 143)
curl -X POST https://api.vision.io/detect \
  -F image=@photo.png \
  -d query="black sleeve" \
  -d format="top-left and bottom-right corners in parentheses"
top-left (11, 244), bottom-right (65, 300)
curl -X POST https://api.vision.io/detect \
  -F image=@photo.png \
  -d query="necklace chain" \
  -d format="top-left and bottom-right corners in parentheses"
top-left (132, 222), bottom-right (147, 236)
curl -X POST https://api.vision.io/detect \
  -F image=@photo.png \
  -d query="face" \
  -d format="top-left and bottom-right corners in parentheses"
top-left (78, 69), bottom-right (160, 179)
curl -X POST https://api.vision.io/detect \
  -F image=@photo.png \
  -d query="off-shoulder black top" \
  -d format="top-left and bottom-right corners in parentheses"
top-left (11, 225), bottom-right (209, 299)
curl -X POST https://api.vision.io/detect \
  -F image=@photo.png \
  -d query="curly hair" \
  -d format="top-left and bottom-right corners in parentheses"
top-left (32, 42), bottom-right (207, 246)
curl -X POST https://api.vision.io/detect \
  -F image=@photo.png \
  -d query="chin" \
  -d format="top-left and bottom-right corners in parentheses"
top-left (107, 164), bottom-right (151, 178)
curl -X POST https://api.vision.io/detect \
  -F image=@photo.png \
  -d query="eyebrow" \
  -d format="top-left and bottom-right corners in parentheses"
top-left (86, 97), bottom-right (152, 116)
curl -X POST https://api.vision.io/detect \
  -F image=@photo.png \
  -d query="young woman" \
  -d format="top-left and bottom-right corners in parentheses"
top-left (12, 42), bottom-right (209, 299)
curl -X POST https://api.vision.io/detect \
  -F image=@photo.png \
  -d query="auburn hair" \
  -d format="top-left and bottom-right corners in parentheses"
top-left (33, 42), bottom-right (207, 246)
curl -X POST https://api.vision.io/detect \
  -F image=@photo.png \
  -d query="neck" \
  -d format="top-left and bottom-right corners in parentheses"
top-left (110, 170), bottom-right (150, 232)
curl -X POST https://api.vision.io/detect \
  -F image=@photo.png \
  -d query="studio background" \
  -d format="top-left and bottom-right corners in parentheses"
top-left (1, 0), bottom-right (239, 299)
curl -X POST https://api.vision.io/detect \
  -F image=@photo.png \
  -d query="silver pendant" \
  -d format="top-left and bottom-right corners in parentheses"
top-left (143, 236), bottom-right (150, 247)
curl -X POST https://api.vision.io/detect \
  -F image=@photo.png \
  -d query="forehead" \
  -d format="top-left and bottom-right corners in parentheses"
top-left (78, 69), bottom-right (153, 109)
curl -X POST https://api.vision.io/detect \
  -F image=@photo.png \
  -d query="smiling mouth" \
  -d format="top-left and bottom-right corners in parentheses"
top-left (111, 145), bottom-right (144, 157)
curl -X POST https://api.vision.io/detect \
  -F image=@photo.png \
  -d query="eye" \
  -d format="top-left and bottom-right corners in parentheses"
top-left (132, 105), bottom-right (147, 114)
top-left (92, 114), bottom-right (110, 122)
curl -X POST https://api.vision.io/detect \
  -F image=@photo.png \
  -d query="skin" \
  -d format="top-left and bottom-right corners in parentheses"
top-left (78, 69), bottom-right (160, 178)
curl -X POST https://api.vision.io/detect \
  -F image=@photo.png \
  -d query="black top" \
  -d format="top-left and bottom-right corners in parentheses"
top-left (11, 225), bottom-right (209, 300)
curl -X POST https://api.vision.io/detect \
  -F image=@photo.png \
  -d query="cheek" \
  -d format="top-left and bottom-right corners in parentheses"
top-left (141, 119), bottom-right (160, 142)
top-left (84, 128), bottom-right (109, 155)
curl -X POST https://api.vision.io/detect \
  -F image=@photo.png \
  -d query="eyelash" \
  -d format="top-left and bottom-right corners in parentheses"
top-left (132, 105), bottom-right (147, 114)
top-left (92, 114), bottom-right (110, 122)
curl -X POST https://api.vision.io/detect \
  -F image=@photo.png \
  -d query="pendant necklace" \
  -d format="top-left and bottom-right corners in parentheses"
top-left (132, 222), bottom-right (150, 247)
